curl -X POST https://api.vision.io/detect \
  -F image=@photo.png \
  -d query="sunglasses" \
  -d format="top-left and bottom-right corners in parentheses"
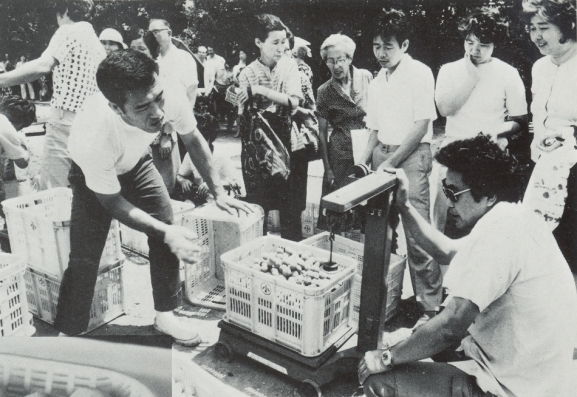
top-left (442, 179), bottom-right (471, 203)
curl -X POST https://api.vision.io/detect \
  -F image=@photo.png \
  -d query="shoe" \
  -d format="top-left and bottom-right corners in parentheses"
top-left (154, 314), bottom-right (202, 347)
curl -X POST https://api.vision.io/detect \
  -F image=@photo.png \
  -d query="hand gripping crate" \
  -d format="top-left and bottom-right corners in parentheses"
top-left (184, 202), bottom-right (264, 309)
top-left (302, 232), bottom-right (406, 326)
top-left (0, 253), bottom-right (34, 337)
top-left (119, 200), bottom-right (197, 257)
top-left (220, 235), bottom-right (357, 357)
top-left (23, 261), bottom-right (125, 333)
top-left (0, 354), bottom-right (156, 397)
top-left (2, 187), bottom-right (123, 279)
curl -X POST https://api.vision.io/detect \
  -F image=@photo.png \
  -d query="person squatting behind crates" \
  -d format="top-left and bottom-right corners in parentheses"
top-left (55, 50), bottom-right (252, 343)
top-left (358, 134), bottom-right (577, 397)
top-left (0, 0), bottom-right (106, 191)
top-left (0, 96), bottom-right (36, 217)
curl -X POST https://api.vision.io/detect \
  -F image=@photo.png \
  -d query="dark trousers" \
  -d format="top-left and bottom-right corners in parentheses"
top-left (364, 362), bottom-right (496, 397)
top-left (54, 154), bottom-right (180, 335)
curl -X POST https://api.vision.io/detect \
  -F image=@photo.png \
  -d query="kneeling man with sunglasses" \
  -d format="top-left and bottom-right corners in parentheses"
top-left (359, 134), bottom-right (577, 397)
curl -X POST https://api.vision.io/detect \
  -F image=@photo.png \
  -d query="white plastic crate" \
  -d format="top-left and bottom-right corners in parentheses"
top-left (0, 354), bottom-right (156, 397)
top-left (301, 202), bottom-right (320, 238)
top-left (2, 187), bottom-right (124, 279)
top-left (221, 235), bottom-right (357, 357)
top-left (185, 203), bottom-right (264, 309)
top-left (0, 253), bottom-right (34, 336)
top-left (302, 232), bottom-right (406, 325)
top-left (24, 261), bottom-right (125, 333)
top-left (120, 200), bottom-right (196, 257)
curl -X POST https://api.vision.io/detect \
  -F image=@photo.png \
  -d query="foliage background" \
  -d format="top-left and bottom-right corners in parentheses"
top-left (0, 0), bottom-right (542, 98)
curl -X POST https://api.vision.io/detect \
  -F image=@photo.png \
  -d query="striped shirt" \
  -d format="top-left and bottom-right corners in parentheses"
top-left (238, 57), bottom-right (303, 111)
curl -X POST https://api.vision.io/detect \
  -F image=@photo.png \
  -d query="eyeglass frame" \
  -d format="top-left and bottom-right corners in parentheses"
top-left (150, 28), bottom-right (169, 36)
top-left (325, 57), bottom-right (350, 67)
top-left (441, 178), bottom-right (471, 203)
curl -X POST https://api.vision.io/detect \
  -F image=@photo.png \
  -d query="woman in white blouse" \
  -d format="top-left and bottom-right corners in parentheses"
top-left (522, 0), bottom-right (577, 275)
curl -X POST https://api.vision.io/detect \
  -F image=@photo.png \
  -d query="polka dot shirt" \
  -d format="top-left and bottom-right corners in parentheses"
top-left (42, 21), bottom-right (106, 113)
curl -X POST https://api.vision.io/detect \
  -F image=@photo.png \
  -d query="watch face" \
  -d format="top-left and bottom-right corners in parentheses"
top-left (381, 350), bottom-right (392, 367)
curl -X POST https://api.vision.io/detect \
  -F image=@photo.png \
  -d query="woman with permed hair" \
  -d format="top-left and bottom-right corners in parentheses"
top-left (315, 34), bottom-right (373, 229)
top-left (433, 7), bottom-right (528, 235)
top-left (521, 0), bottom-right (577, 274)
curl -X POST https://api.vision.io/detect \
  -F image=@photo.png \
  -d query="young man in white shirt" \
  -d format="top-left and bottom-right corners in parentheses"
top-left (360, 9), bottom-right (441, 324)
top-left (55, 50), bottom-right (251, 343)
top-left (359, 134), bottom-right (577, 397)
top-left (0, 0), bottom-right (106, 190)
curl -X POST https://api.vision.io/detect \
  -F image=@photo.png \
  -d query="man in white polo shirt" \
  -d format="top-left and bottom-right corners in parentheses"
top-left (55, 50), bottom-right (251, 343)
top-left (360, 8), bottom-right (441, 324)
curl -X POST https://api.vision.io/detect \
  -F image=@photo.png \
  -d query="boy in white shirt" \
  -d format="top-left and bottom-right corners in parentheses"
top-left (360, 9), bottom-right (441, 324)
top-left (56, 50), bottom-right (251, 343)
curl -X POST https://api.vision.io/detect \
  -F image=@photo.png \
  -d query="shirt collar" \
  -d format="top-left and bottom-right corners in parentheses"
top-left (329, 66), bottom-right (362, 104)
top-left (379, 53), bottom-right (412, 81)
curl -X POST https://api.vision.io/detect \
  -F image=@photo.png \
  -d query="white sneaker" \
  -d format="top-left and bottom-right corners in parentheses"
top-left (154, 312), bottom-right (201, 347)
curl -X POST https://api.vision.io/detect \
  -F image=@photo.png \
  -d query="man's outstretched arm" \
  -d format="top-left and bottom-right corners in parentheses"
top-left (390, 168), bottom-right (462, 265)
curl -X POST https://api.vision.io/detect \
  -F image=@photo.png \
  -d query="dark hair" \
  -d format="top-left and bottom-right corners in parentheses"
top-left (372, 8), bottom-right (411, 45)
top-left (252, 14), bottom-right (289, 42)
top-left (143, 30), bottom-right (160, 59)
top-left (96, 50), bottom-right (159, 109)
top-left (458, 7), bottom-right (509, 45)
top-left (286, 29), bottom-right (295, 51)
top-left (436, 134), bottom-right (524, 203)
top-left (0, 96), bottom-right (36, 130)
top-left (51, 0), bottom-right (94, 22)
top-left (296, 46), bottom-right (308, 59)
top-left (522, 0), bottom-right (577, 43)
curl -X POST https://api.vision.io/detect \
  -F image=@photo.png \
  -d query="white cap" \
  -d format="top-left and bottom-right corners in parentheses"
top-left (99, 28), bottom-right (127, 49)
top-left (293, 37), bottom-right (312, 57)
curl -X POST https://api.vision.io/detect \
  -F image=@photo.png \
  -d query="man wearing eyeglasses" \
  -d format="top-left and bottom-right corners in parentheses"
top-left (359, 134), bottom-right (577, 397)
top-left (360, 9), bottom-right (441, 327)
top-left (148, 18), bottom-right (198, 195)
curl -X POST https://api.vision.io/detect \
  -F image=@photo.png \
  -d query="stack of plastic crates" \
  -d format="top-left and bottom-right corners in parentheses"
top-left (0, 354), bottom-right (156, 397)
top-left (220, 235), bottom-right (357, 357)
top-left (184, 202), bottom-right (264, 310)
top-left (0, 253), bottom-right (34, 336)
top-left (2, 187), bottom-right (125, 332)
top-left (302, 232), bottom-right (406, 327)
top-left (119, 200), bottom-right (196, 257)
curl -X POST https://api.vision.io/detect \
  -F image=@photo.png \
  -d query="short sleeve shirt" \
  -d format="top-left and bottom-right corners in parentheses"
top-left (366, 54), bottom-right (436, 145)
top-left (437, 58), bottom-right (527, 144)
top-left (68, 81), bottom-right (197, 194)
top-left (0, 114), bottom-right (27, 161)
top-left (157, 45), bottom-right (198, 92)
top-left (238, 57), bottom-right (303, 111)
top-left (444, 202), bottom-right (577, 397)
top-left (42, 21), bottom-right (106, 113)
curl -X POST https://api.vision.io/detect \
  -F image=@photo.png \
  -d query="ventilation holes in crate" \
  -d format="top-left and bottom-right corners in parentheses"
top-left (277, 316), bottom-right (301, 339)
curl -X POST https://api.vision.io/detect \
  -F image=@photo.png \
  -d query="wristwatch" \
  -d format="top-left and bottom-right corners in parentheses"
top-left (381, 348), bottom-right (394, 368)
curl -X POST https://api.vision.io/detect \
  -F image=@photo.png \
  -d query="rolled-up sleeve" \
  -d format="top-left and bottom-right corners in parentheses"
top-left (0, 116), bottom-right (27, 160)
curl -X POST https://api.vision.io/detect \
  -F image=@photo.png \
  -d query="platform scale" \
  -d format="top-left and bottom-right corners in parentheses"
top-left (215, 172), bottom-right (400, 397)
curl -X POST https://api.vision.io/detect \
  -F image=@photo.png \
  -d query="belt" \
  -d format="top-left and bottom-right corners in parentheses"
top-left (378, 142), bottom-right (430, 153)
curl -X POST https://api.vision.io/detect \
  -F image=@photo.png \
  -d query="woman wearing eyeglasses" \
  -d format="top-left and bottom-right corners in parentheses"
top-left (521, 0), bottom-right (577, 275)
top-left (316, 34), bottom-right (373, 229)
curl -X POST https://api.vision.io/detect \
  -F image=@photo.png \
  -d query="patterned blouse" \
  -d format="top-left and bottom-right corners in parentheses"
top-left (298, 62), bottom-right (315, 109)
top-left (42, 22), bottom-right (106, 113)
top-left (316, 66), bottom-right (373, 151)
